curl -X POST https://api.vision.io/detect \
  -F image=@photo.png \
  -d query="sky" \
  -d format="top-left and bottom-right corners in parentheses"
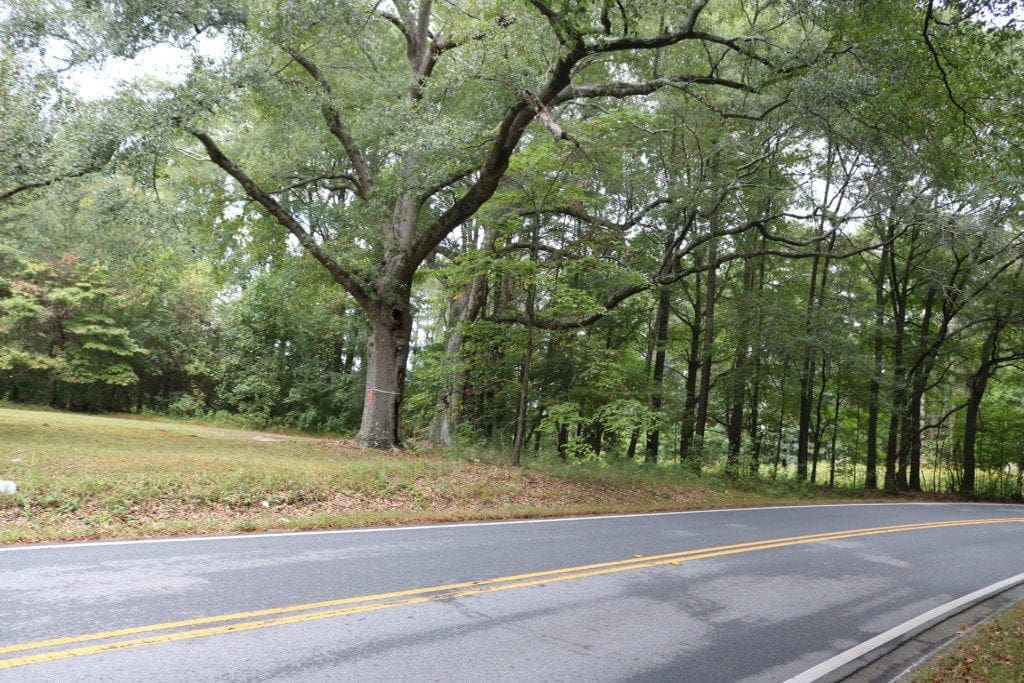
top-left (62, 35), bottom-right (227, 101)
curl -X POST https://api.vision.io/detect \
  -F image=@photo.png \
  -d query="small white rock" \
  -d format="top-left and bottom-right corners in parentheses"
top-left (260, 500), bottom-right (270, 508)
top-left (0, 480), bottom-right (16, 495)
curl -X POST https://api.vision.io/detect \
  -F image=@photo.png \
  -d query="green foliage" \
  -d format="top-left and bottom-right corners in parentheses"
top-left (212, 258), bottom-right (365, 433)
top-left (2, 0), bottom-right (1024, 497)
top-left (0, 250), bottom-right (145, 408)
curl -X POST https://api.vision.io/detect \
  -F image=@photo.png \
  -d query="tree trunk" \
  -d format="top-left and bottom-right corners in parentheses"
top-left (726, 256), bottom-right (755, 471)
top-left (428, 274), bottom-right (488, 446)
top-left (905, 389), bottom-right (924, 491)
top-left (745, 257), bottom-right (766, 476)
top-left (585, 422), bottom-right (604, 458)
top-left (962, 323), bottom-right (1002, 495)
top-left (828, 387), bottom-right (840, 487)
top-left (626, 429), bottom-right (640, 460)
top-left (796, 249), bottom-right (822, 482)
top-left (511, 221), bottom-right (540, 466)
top-left (357, 304), bottom-right (413, 449)
top-left (962, 381), bottom-right (984, 496)
top-left (645, 286), bottom-right (671, 464)
top-left (511, 331), bottom-right (533, 466)
top-left (694, 239), bottom-right (718, 459)
top-left (884, 270), bottom-right (907, 491)
top-left (810, 364), bottom-right (828, 484)
top-left (865, 239), bottom-right (889, 490)
top-left (679, 281), bottom-right (702, 463)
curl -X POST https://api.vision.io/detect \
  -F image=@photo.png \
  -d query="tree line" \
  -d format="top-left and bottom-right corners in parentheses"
top-left (2, 0), bottom-right (1024, 497)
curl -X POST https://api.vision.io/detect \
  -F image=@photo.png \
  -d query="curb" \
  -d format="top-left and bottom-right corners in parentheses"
top-left (786, 571), bottom-right (1024, 682)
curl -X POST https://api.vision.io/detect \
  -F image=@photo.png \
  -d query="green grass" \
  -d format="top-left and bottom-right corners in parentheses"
top-left (914, 600), bottom-right (1024, 682)
top-left (0, 405), bottom-right (909, 545)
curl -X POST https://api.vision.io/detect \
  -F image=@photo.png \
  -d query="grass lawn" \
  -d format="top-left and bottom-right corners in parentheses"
top-left (914, 600), bottom-right (1024, 682)
top-left (0, 405), bottom-right (920, 545)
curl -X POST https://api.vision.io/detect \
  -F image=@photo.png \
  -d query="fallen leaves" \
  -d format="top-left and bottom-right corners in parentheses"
top-left (914, 601), bottom-right (1024, 682)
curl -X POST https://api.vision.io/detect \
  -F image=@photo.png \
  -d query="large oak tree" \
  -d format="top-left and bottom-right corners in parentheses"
top-left (11, 0), bottom-right (821, 447)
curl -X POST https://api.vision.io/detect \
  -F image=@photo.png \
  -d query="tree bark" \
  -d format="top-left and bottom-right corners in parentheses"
top-left (902, 284), bottom-right (937, 491)
top-left (645, 286), bottom-right (672, 464)
top-left (679, 274), bottom-right (703, 463)
top-left (357, 302), bottom-right (413, 449)
top-left (511, 318), bottom-right (533, 466)
top-left (810, 363), bottom-right (828, 484)
top-left (428, 274), bottom-right (487, 446)
top-left (884, 240), bottom-right (908, 492)
top-left (962, 323), bottom-right (1003, 495)
top-left (512, 222), bottom-right (539, 466)
top-left (694, 238), bottom-right (718, 459)
top-left (828, 387), bottom-right (840, 487)
top-left (726, 255), bottom-right (755, 471)
top-left (865, 237), bottom-right (889, 489)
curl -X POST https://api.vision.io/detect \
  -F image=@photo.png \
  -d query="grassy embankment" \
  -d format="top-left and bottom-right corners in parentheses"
top-left (914, 600), bottom-right (1024, 682)
top-left (1, 405), bottom-right (928, 545)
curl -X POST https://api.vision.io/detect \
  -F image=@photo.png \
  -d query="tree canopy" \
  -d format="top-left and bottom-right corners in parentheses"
top-left (2, 0), bottom-right (1024, 496)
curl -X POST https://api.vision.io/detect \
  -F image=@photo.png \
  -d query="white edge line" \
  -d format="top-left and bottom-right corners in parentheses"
top-left (786, 570), bottom-right (1024, 683)
top-left (0, 502), bottom-right (1014, 553)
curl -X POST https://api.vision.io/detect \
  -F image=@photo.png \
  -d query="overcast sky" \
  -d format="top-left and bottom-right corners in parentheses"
top-left (64, 35), bottom-right (226, 101)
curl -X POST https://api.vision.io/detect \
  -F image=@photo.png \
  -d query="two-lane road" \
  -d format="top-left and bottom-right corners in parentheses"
top-left (2, 503), bottom-right (1023, 681)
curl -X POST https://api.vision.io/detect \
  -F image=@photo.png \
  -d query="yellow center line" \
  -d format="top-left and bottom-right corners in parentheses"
top-left (1, 517), bottom-right (1021, 670)
top-left (0, 518), bottom-right (977, 656)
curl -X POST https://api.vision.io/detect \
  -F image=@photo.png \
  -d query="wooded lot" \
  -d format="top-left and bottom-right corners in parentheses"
top-left (2, 0), bottom-right (1024, 497)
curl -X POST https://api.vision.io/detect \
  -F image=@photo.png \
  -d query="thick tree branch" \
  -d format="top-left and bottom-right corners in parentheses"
top-left (1, 180), bottom-right (55, 203)
top-left (0, 151), bottom-right (114, 203)
top-left (406, 42), bottom-right (587, 274)
top-left (287, 48), bottom-right (374, 199)
top-left (923, 0), bottom-right (974, 125)
top-left (522, 89), bottom-right (580, 144)
top-left (406, 0), bottom-right (793, 278)
top-left (487, 232), bottom-right (889, 330)
top-left (418, 166), bottom-right (478, 205)
top-left (529, 0), bottom-right (572, 45)
top-left (185, 126), bottom-right (373, 308)
top-left (550, 74), bottom-right (753, 106)
top-left (519, 197), bottom-right (674, 231)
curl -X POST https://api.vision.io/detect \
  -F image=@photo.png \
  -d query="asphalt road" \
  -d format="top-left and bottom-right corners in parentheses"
top-left (2, 502), bottom-right (1023, 681)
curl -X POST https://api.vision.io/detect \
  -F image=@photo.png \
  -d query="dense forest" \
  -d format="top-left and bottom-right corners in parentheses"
top-left (2, 0), bottom-right (1024, 497)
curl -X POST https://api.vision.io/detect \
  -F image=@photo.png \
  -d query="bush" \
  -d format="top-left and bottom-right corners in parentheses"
top-left (168, 392), bottom-right (206, 418)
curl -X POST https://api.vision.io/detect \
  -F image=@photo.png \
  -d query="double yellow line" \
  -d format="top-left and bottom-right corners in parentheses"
top-left (2, 517), bottom-right (1022, 670)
